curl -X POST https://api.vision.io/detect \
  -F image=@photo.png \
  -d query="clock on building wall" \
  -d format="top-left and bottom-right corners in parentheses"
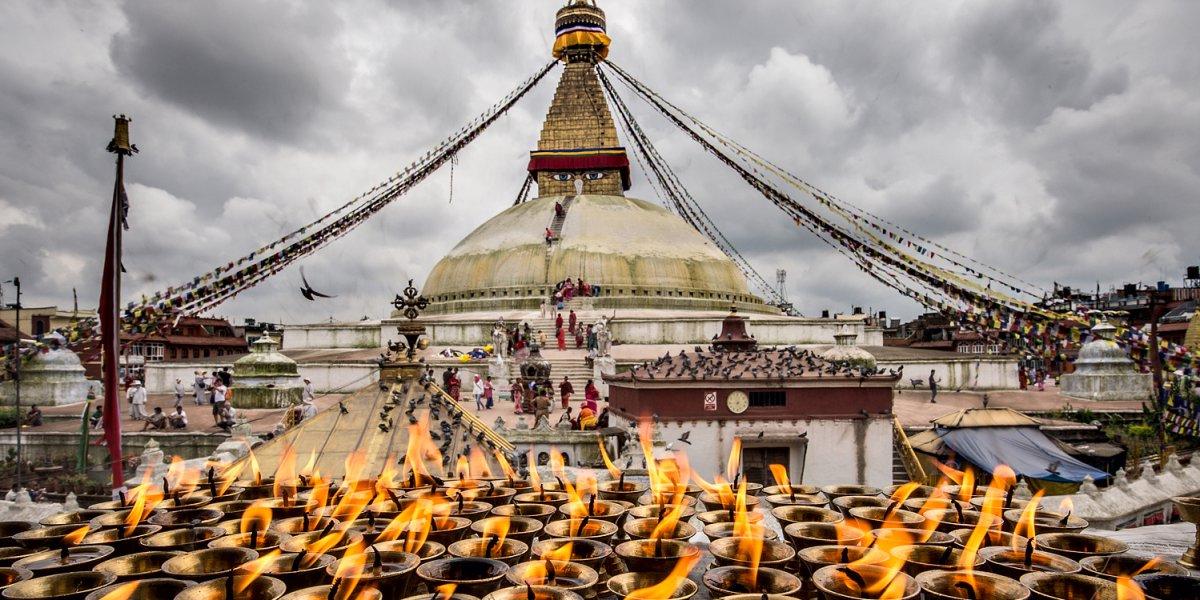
top-left (726, 390), bottom-right (749, 414)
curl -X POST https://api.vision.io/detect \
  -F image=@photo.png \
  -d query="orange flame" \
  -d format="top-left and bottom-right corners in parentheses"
top-left (241, 502), bottom-right (273, 536)
top-left (627, 553), bottom-right (701, 600)
top-left (481, 516), bottom-right (511, 548)
top-left (957, 467), bottom-right (976, 502)
top-left (599, 440), bottom-right (622, 480)
top-left (889, 482), bottom-right (920, 507)
top-left (97, 582), bottom-right (141, 600)
top-left (306, 480), bottom-right (332, 515)
top-left (248, 449), bottom-right (263, 485)
top-left (376, 498), bottom-right (434, 553)
top-left (216, 461), bottom-right (245, 497)
top-left (124, 472), bottom-right (162, 537)
top-left (303, 528), bottom-right (348, 566)
top-left (455, 455), bottom-right (471, 482)
top-left (274, 445), bottom-right (299, 505)
top-left (649, 500), bottom-right (686, 540)
top-left (527, 451), bottom-right (543, 492)
top-left (434, 584), bottom-right (456, 600)
top-left (1012, 490), bottom-right (1046, 550)
top-left (768, 464), bottom-right (791, 495)
top-left (235, 549), bottom-right (281, 593)
top-left (63, 525), bottom-right (89, 546)
top-left (1057, 496), bottom-right (1074, 517)
top-left (731, 482), bottom-right (763, 587)
top-left (469, 446), bottom-right (493, 479)
top-left (401, 419), bottom-right (442, 486)
top-left (494, 450), bottom-right (517, 482)
top-left (539, 540), bottom-right (574, 562)
top-left (300, 448), bottom-right (319, 477)
top-left (165, 456), bottom-right (201, 499)
top-left (1131, 557), bottom-right (1162, 577)
top-left (332, 541), bottom-right (367, 599)
top-left (341, 450), bottom-right (369, 492)
top-left (725, 437), bottom-right (743, 482)
top-left (1116, 576), bottom-right (1146, 600)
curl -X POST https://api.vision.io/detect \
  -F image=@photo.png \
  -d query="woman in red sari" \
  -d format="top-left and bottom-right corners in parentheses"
top-left (556, 326), bottom-right (566, 351)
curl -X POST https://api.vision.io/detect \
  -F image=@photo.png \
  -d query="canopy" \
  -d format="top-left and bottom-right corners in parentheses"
top-left (936, 426), bottom-right (1109, 483)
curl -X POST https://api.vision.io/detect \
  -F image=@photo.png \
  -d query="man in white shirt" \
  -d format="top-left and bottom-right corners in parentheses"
top-left (168, 406), bottom-right (188, 429)
top-left (302, 379), bottom-right (315, 403)
top-left (211, 381), bottom-right (227, 425)
top-left (127, 380), bottom-right (148, 421)
top-left (173, 378), bottom-right (187, 408)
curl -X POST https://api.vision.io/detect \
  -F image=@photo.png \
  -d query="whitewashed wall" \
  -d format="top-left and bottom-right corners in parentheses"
top-left (281, 324), bottom-right (381, 350)
top-left (878, 357), bottom-right (1019, 391)
top-left (144, 362), bottom-right (377, 394)
top-left (611, 317), bottom-right (877, 346)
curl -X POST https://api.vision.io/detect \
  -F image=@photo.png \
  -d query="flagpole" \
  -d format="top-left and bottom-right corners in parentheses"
top-left (101, 115), bottom-right (136, 491)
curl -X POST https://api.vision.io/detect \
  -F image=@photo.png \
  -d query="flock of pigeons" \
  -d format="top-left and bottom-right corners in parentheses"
top-left (626, 346), bottom-right (902, 382)
top-left (371, 384), bottom-right (500, 474)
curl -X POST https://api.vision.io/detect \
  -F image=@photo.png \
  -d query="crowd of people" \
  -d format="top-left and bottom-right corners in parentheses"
top-left (546, 277), bottom-right (600, 312)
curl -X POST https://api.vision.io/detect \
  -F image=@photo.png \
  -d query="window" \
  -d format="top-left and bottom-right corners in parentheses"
top-left (748, 390), bottom-right (786, 408)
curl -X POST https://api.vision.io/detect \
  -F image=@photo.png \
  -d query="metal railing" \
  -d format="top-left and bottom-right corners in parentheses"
top-left (893, 416), bottom-right (929, 485)
top-left (426, 381), bottom-right (515, 453)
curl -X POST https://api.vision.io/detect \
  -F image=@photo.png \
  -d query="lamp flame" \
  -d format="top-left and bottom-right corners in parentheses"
top-left (539, 541), bottom-right (574, 563)
top-left (1116, 576), bottom-right (1146, 600)
top-left (63, 525), bottom-right (89, 546)
top-left (626, 553), bottom-right (700, 600)
top-left (481, 516), bottom-right (511, 549)
top-left (598, 440), bottom-right (622, 480)
top-left (242, 502), bottom-right (273, 536)
top-left (769, 464), bottom-right (791, 495)
top-left (235, 549), bottom-right (281, 593)
top-left (1012, 490), bottom-right (1046, 550)
top-left (97, 581), bottom-right (140, 600)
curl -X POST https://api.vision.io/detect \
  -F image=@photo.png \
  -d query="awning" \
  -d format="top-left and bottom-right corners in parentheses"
top-left (936, 426), bottom-right (1109, 483)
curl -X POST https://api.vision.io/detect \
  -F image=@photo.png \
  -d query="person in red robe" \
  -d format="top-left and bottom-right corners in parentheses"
top-left (559, 376), bottom-right (574, 410)
top-left (568, 310), bottom-right (577, 333)
top-left (555, 313), bottom-right (563, 331)
top-left (556, 326), bottom-right (566, 351)
top-left (584, 379), bottom-right (600, 404)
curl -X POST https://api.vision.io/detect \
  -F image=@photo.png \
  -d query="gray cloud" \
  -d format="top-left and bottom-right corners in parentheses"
top-left (0, 0), bottom-right (1197, 324)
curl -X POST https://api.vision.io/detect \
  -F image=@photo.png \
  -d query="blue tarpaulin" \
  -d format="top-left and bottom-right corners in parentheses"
top-left (936, 427), bottom-right (1109, 483)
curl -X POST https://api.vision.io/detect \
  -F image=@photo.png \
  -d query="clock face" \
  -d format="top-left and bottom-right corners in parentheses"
top-left (726, 391), bottom-right (749, 414)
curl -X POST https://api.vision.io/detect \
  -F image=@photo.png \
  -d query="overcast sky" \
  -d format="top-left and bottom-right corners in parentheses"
top-left (1, 0), bottom-right (1197, 324)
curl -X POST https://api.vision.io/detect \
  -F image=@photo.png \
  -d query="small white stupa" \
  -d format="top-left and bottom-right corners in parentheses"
top-left (820, 327), bottom-right (877, 370)
top-left (1060, 321), bottom-right (1153, 401)
top-left (231, 334), bottom-right (305, 409)
top-left (0, 333), bottom-right (96, 406)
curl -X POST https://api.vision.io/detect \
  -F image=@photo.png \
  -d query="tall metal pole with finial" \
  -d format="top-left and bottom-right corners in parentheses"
top-left (100, 115), bottom-right (137, 490)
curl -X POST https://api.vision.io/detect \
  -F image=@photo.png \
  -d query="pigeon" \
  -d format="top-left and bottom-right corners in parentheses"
top-left (676, 431), bottom-right (692, 445)
top-left (756, 431), bottom-right (765, 439)
top-left (299, 267), bottom-right (337, 301)
top-left (378, 421), bottom-right (391, 433)
top-left (339, 402), bottom-right (350, 415)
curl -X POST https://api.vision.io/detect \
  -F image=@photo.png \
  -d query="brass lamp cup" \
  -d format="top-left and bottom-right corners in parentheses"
top-left (257, 497), bottom-right (309, 520)
top-left (139, 526), bottom-right (225, 552)
top-left (339, 519), bottom-right (386, 546)
top-left (530, 539), bottom-right (612, 572)
top-left (423, 516), bottom-right (474, 546)
top-left (695, 509), bottom-right (764, 527)
top-left (214, 520), bottom-right (241, 536)
top-left (0, 571), bottom-right (116, 600)
top-left (796, 545), bottom-right (890, 579)
top-left (783, 522), bottom-right (864, 551)
top-left (323, 550), bottom-right (419, 598)
top-left (614, 539), bottom-right (700, 573)
top-left (279, 529), bottom-right (365, 558)
top-left (371, 540), bottom-right (447, 565)
top-left (158, 494), bottom-right (213, 512)
top-left (0, 567), bottom-right (31, 594)
top-left (542, 519), bottom-right (619, 545)
top-left (13, 545), bottom-right (115, 576)
top-left (0, 548), bottom-right (47, 569)
top-left (37, 512), bottom-right (108, 528)
top-left (87, 509), bottom-right (164, 531)
top-left (80, 525), bottom-right (163, 553)
top-left (763, 493), bottom-right (829, 509)
top-left (160, 546), bottom-right (261, 581)
top-left (1134, 573), bottom-right (1200, 600)
top-left (450, 487), bottom-right (517, 507)
top-left (821, 485), bottom-right (882, 501)
top-left (971, 496), bottom-right (1031, 513)
top-left (709, 537), bottom-right (796, 570)
top-left (491, 503), bottom-right (558, 525)
top-left (597, 480), bottom-right (648, 503)
top-left (279, 585), bottom-right (379, 600)
top-left (447, 538), bottom-right (530, 566)
top-left (902, 497), bottom-right (970, 516)
top-left (949, 528), bottom-right (1026, 550)
top-left (208, 530), bottom-right (291, 553)
top-left (208, 487), bottom-right (245, 504)
top-left (514, 491), bottom-right (570, 509)
top-left (234, 480), bottom-right (277, 501)
top-left (174, 574), bottom-right (287, 600)
top-left (635, 494), bottom-right (700, 510)
top-left (702, 522), bottom-right (778, 541)
top-left (556, 500), bottom-right (626, 525)
top-left (635, 505), bottom-right (697, 523)
top-left (481, 585), bottom-right (583, 600)
top-left (648, 483), bottom-right (703, 501)
top-left (94, 550), bottom-right (181, 581)
top-left (85, 500), bottom-right (127, 511)
top-left (697, 492), bottom-right (761, 513)
top-left (889, 544), bottom-right (984, 577)
top-left (505, 559), bottom-right (599, 594)
top-left (702, 565), bottom-right (803, 597)
top-left (883, 484), bottom-right (936, 499)
top-left (1002, 510), bottom-right (1087, 535)
top-left (763, 484), bottom-right (820, 497)
top-left (84, 577), bottom-right (195, 600)
top-left (280, 586), bottom-right (383, 600)
top-left (13, 525), bottom-right (91, 549)
top-left (621, 517), bottom-right (697, 542)
top-left (811, 564), bottom-right (921, 600)
top-left (148, 508), bottom-right (224, 529)
top-left (922, 508), bottom-right (999, 534)
top-left (847, 506), bottom-right (925, 531)
top-left (833, 495), bottom-right (889, 516)
top-left (1171, 495), bottom-right (1200, 569)
top-left (1032, 533), bottom-right (1128, 562)
top-left (771, 505), bottom-right (842, 526)
top-left (978, 546), bottom-right (1082, 579)
top-left (915, 569), bottom-right (1030, 600)
top-left (1079, 554), bottom-right (1189, 582)
top-left (471, 516), bottom-right (543, 546)
top-left (0, 523), bottom-right (35, 545)
top-left (869, 528), bottom-right (954, 548)
top-left (416, 557), bottom-right (509, 598)
top-left (208, 500), bottom-right (257, 521)
top-left (1018, 572), bottom-right (1117, 600)
top-left (450, 501), bottom-right (496, 523)
top-left (270, 516), bottom-right (339, 535)
top-left (245, 552), bottom-right (335, 590)
top-left (607, 572), bottom-right (697, 600)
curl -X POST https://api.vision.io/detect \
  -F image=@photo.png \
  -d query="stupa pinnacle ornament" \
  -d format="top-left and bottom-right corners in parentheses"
top-left (552, 0), bottom-right (611, 62)
top-left (385, 280), bottom-right (430, 380)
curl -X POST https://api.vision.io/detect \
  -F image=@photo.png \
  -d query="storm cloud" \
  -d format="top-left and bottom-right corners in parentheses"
top-left (0, 0), bottom-right (1196, 323)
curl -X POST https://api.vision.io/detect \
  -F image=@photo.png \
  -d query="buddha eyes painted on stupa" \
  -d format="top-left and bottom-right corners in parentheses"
top-left (552, 172), bottom-right (573, 181)
top-left (584, 171), bottom-right (605, 180)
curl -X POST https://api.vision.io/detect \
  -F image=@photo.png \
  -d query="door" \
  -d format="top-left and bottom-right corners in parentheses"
top-left (742, 446), bottom-right (790, 487)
